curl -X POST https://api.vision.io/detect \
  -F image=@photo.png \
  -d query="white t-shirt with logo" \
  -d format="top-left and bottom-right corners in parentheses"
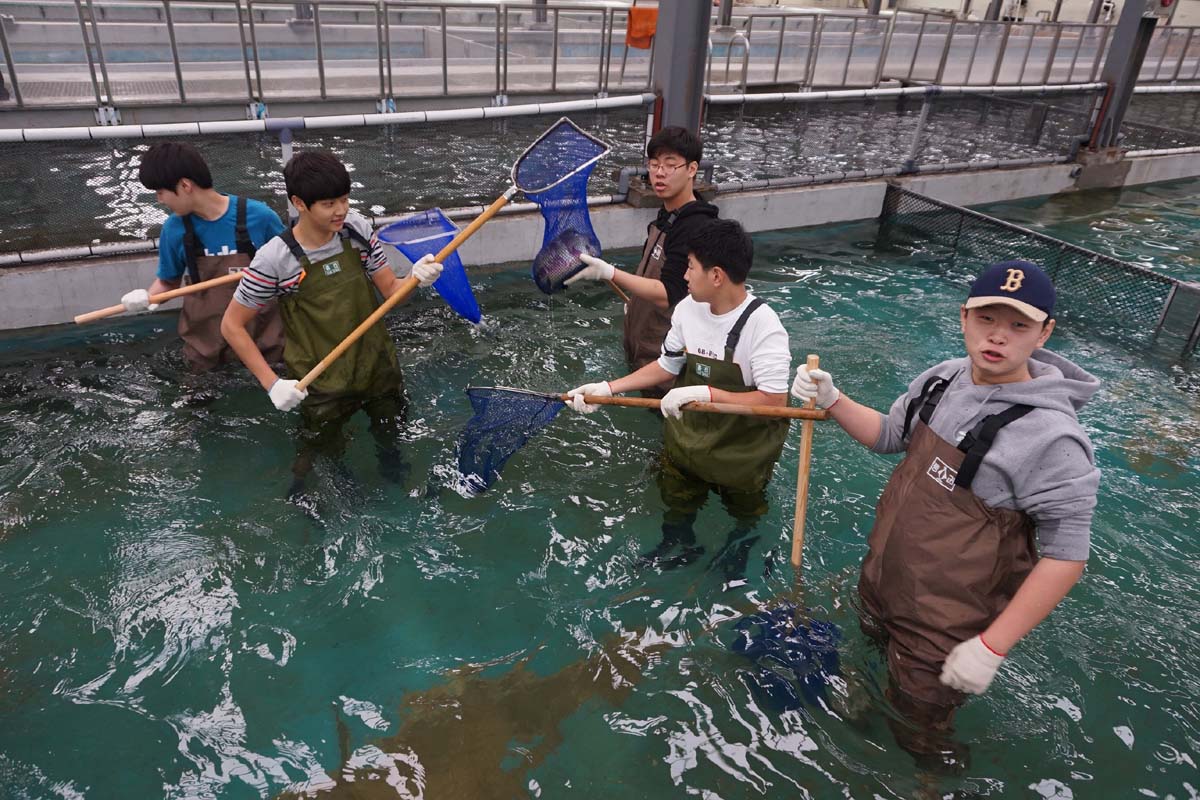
top-left (657, 293), bottom-right (791, 394)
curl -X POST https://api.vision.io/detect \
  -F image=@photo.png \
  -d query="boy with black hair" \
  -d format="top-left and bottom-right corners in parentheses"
top-left (120, 141), bottom-right (286, 371)
top-left (221, 150), bottom-right (442, 492)
top-left (568, 219), bottom-right (791, 583)
top-left (792, 260), bottom-right (1099, 756)
top-left (564, 125), bottom-right (718, 397)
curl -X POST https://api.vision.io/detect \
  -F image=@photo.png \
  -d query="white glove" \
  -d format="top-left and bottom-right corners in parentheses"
top-left (566, 381), bottom-right (612, 413)
top-left (790, 365), bottom-right (840, 409)
top-left (563, 254), bottom-right (616, 286)
top-left (121, 288), bottom-right (159, 314)
top-left (660, 385), bottom-right (711, 419)
top-left (268, 378), bottom-right (308, 412)
top-left (411, 254), bottom-right (444, 288)
top-left (939, 635), bottom-right (1006, 695)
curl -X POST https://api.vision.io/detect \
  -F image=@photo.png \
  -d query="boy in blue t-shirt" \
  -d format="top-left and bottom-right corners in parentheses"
top-left (119, 142), bottom-right (286, 371)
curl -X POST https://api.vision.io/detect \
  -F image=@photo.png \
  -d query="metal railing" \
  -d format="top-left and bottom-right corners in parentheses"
top-left (4, 2), bottom-right (1198, 115)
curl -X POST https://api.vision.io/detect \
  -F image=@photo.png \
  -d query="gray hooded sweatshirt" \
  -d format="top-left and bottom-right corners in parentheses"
top-left (872, 349), bottom-right (1100, 561)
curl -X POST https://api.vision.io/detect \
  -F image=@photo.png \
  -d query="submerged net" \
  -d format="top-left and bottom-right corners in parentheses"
top-left (456, 387), bottom-right (566, 494)
top-left (515, 118), bottom-right (610, 294)
top-left (729, 605), bottom-right (842, 713)
top-left (376, 209), bottom-right (482, 324)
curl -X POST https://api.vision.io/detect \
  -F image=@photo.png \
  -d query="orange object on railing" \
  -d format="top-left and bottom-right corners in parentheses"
top-left (625, 6), bottom-right (658, 50)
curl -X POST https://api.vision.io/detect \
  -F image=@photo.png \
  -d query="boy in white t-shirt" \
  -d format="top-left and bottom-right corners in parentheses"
top-left (568, 219), bottom-right (792, 582)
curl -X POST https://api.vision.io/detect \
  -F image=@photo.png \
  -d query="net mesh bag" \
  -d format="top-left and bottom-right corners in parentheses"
top-left (729, 605), bottom-right (842, 712)
top-left (514, 118), bottom-right (610, 294)
top-left (456, 387), bottom-right (566, 494)
top-left (376, 209), bottom-right (481, 324)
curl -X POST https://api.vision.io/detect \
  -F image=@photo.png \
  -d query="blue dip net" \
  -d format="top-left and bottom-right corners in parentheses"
top-left (456, 387), bottom-right (566, 494)
top-left (376, 209), bottom-right (482, 324)
top-left (514, 118), bottom-right (610, 295)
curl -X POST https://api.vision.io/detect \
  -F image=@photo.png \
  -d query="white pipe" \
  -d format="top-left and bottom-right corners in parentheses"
top-left (1124, 146), bottom-right (1200, 156)
top-left (1133, 85), bottom-right (1200, 94)
top-left (0, 94), bottom-right (656, 143)
top-left (705, 83), bottom-right (1106, 105)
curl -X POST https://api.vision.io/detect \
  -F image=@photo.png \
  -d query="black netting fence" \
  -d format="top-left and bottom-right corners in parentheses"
top-left (878, 185), bottom-right (1195, 351)
top-left (1122, 92), bottom-right (1200, 151)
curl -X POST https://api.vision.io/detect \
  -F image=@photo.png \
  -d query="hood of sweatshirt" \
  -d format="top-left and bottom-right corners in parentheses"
top-left (654, 197), bottom-right (719, 231)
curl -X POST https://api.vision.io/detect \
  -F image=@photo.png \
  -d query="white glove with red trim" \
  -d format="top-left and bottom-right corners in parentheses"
top-left (411, 254), bottom-right (443, 288)
top-left (121, 289), bottom-right (159, 314)
top-left (660, 385), bottom-right (711, 419)
top-left (790, 365), bottom-right (840, 409)
top-left (268, 378), bottom-right (307, 412)
top-left (567, 381), bottom-right (612, 414)
top-left (564, 254), bottom-right (616, 286)
top-left (939, 635), bottom-right (1006, 695)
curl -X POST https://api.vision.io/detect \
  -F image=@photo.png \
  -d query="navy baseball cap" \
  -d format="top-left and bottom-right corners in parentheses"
top-left (964, 260), bottom-right (1055, 322)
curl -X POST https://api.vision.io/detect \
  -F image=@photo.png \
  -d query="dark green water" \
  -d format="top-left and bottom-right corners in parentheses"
top-left (0, 221), bottom-right (1197, 799)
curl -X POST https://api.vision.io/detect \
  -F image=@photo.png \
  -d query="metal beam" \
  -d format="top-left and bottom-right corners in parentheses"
top-left (717, 0), bottom-right (733, 28)
top-left (985, 0), bottom-right (1004, 21)
top-left (652, 0), bottom-right (712, 133)
top-left (1091, 0), bottom-right (1155, 149)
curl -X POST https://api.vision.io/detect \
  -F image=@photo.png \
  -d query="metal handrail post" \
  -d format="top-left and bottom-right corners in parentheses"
top-left (604, 7), bottom-right (616, 95)
top-left (966, 22), bottom-right (983, 84)
top-left (811, 14), bottom-right (826, 85)
top-left (874, 12), bottom-right (895, 85)
top-left (904, 94), bottom-right (932, 171)
top-left (0, 15), bottom-right (23, 106)
top-left (373, 1), bottom-right (384, 98)
top-left (1089, 25), bottom-right (1110, 82)
top-left (246, 0), bottom-right (265, 99)
top-left (494, 8), bottom-right (501, 97)
top-left (1149, 27), bottom-right (1169, 80)
top-left (842, 17), bottom-right (859, 86)
top-left (645, 24), bottom-right (656, 90)
top-left (1067, 24), bottom-right (1087, 81)
top-left (503, 5), bottom-right (510, 97)
top-left (596, 8), bottom-right (607, 94)
top-left (991, 21), bottom-right (1012, 85)
top-left (1017, 24), bottom-right (1037, 84)
top-left (1042, 23), bottom-right (1064, 84)
top-left (803, 15), bottom-right (818, 87)
top-left (617, 8), bottom-right (630, 85)
top-left (313, 2), bottom-right (326, 99)
top-left (437, 5), bottom-right (445, 95)
top-left (73, 0), bottom-right (104, 104)
top-left (235, 0), bottom-right (256, 100)
top-left (934, 18), bottom-right (956, 84)
top-left (908, 13), bottom-right (928, 81)
top-left (84, 0), bottom-right (114, 102)
top-left (1170, 27), bottom-right (1193, 81)
top-left (551, 8), bottom-right (559, 91)
top-left (163, 0), bottom-right (186, 102)
top-left (773, 15), bottom-right (786, 82)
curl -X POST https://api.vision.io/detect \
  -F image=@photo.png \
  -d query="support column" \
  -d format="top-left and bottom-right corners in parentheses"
top-left (1091, 0), bottom-right (1154, 149)
top-left (868, 0), bottom-right (883, 15)
top-left (985, 0), bottom-right (1004, 21)
top-left (717, 0), bottom-right (734, 28)
top-left (651, 0), bottom-right (713, 133)
top-left (1087, 0), bottom-right (1106, 24)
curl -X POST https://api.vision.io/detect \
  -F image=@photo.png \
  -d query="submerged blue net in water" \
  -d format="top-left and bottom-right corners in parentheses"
top-left (515, 118), bottom-right (609, 294)
top-left (730, 605), bottom-right (842, 713)
top-left (456, 387), bottom-right (566, 494)
top-left (376, 209), bottom-right (482, 324)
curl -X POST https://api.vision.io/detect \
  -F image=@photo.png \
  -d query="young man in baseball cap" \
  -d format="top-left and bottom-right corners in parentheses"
top-left (791, 260), bottom-right (1100, 762)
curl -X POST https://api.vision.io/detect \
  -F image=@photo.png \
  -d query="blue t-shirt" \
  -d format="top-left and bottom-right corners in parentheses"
top-left (156, 195), bottom-right (286, 282)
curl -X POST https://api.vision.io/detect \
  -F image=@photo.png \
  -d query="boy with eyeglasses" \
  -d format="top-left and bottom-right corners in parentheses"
top-left (564, 126), bottom-right (718, 397)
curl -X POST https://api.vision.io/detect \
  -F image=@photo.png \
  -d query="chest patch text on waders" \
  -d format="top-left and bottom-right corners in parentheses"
top-left (927, 457), bottom-right (958, 491)
top-left (322, 260), bottom-right (342, 277)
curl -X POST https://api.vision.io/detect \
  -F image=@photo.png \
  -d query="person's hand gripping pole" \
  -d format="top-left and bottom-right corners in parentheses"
top-left (791, 354), bottom-right (821, 570)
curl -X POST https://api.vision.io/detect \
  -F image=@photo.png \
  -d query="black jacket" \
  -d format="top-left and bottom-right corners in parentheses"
top-left (652, 198), bottom-right (720, 308)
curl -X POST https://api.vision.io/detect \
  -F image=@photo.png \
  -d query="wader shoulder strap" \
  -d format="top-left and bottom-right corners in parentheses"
top-left (954, 404), bottom-right (1036, 489)
top-left (901, 375), bottom-right (950, 441)
top-left (340, 225), bottom-right (371, 250)
top-left (654, 209), bottom-right (680, 233)
top-left (181, 215), bottom-right (202, 284)
top-left (278, 229), bottom-right (310, 268)
top-left (723, 298), bottom-right (766, 358)
top-left (234, 196), bottom-right (256, 258)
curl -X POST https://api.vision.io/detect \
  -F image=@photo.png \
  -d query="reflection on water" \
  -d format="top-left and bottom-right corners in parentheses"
top-left (0, 224), bottom-right (1197, 798)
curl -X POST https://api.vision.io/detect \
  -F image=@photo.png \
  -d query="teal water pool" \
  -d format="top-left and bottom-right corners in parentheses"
top-left (978, 177), bottom-right (1200, 284)
top-left (1, 220), bottom-right (1197, 799)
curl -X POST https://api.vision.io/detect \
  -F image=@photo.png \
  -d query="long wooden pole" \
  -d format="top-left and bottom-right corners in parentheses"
top-left (563, 392), bottom-right (828, 421)
top-left (74, 271), bottom-right (243, 324)
top-left (297, 188), bottom-right (517, 391)
top-left (791, 354), bottom-right (820, 569)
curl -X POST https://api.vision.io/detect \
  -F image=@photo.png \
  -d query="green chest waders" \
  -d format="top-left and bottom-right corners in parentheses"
top-left (276, 228), bottom-right (400, 399)
top-left (663, 299), bottom-right (790, 494)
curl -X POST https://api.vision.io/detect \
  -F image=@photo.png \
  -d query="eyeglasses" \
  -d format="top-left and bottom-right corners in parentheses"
top-left (645, 159), bottom-right (689, 176)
